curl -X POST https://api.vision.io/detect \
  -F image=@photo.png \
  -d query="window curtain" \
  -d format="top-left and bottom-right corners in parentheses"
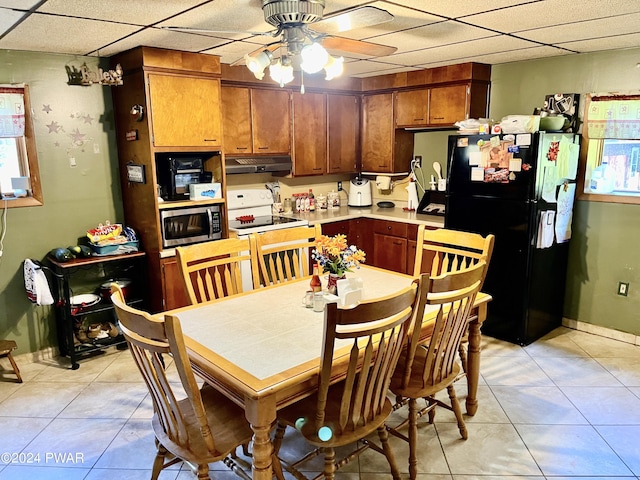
top-left (586, 94), bottom-right (640, 139)
top-left (0, 85), bottom-right (25, 138)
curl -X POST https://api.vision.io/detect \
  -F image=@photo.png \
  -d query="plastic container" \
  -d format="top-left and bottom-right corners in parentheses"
top-left (89, 240), bottom-right (139, 256)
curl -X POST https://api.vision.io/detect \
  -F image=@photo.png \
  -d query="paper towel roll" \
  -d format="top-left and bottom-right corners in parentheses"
top-left (376, 175), bottom-right (391, 190)
top-left (406, 182), bottom-right (420, 210)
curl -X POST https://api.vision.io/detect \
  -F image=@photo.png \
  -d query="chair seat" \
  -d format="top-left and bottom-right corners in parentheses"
top-left (278, 382), bottom-right (393, 448)
top-left (152, 383), bottom-right (253, 464)
top-left (390, 346), bottom-right (461, 399)
top-left (0, 340), bottom-right (17, 356)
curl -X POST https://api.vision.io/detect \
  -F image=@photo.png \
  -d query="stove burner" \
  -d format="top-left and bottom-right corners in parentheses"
top-left (236, 215), bottom-right (255, 224)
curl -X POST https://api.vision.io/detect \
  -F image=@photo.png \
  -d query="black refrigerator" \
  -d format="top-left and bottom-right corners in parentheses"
top-left (445, 132), bottom-right (581, 345)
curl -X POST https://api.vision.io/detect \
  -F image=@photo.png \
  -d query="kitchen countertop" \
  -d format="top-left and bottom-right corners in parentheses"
top-left (287, 205), bottom-right (445, 228)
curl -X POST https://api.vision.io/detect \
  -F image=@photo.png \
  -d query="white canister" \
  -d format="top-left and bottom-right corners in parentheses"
top-left (327, 190), bottom-right (340, 208)
top-left (316, 193), bottom-right (328, 210)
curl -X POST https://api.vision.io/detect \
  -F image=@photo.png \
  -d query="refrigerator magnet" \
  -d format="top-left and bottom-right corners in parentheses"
top-left (457, 138), bottom-right (469, 147)
top-left (471, 167), bottom-right (484, 181)
top-left (516, 133), bottom-right (532, 146)
top-left (510, 158), bottom-right (522, 172)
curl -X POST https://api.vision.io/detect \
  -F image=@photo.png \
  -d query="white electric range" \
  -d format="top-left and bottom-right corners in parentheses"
top-left (227, 189), bottom-right (309, 290)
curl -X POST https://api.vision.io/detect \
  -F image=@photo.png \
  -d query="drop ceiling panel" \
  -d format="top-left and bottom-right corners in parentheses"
top-left (97, 28), bottom-right (232, 58)
top-left (463, 0), bottom-right (640, 34)
top-left (382, 0), bottom-right (540, 19)
top-left (372, 21), bottom-right (498, 54)
top-left (314, 2), bottom-right (444, 40)
top-left (203, 40), bottom-right (275, 65)
top-left (559, 32), bottom-right (640, 53)
top-left (0, 14), bottom-right (139, 55)
top-left (156, 0), bottom-right (273, 37)
top-left (424, 45), bottom-right (568, 69)
top-left (36, 0), bottom-right (204, 25)
top-left (517, 12), bottom-right (640, 45)
top-left (0, 0), bottom-right (40, 8)
top-left (0, 7), bottom-right (24, 35)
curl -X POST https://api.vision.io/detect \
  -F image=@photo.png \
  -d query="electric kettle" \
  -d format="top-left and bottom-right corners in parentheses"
top-left (348, 177), bottom-right (372, 207)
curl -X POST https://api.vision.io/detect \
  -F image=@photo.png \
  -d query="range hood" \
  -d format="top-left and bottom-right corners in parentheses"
top-left (225, 156), bottom-right (292, 174)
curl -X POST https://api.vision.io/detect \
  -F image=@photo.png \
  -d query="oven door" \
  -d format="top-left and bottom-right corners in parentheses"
top-left (161, 206), bottom-right (222, 248)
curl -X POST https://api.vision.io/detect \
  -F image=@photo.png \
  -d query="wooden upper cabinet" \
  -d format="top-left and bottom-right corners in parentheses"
top-left (429, 84), bottom-right (469, 125)
top-left (148, 73), bottom-right (222, 148)
top-left (292, 91), bottom-right (326, 176)
top-left (362, 93), bottom-right (414, 174)
top-left (251, 88), bottom-right (291, 154)
top-left (361, 93), bottom-right (394, 172)
top-left (327, 94), bottom-right (358, 174)
top-left (395, 89), bottom-right (429, 127)
top-left (221, 86), bottom-right (252, 155)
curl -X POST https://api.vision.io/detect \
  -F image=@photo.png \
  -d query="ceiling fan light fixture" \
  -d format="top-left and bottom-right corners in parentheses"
top-left (300, 42), bottom-right (329, 74)
top-left (269, 59), bottom-right (294, 87)
top-left (245, 50), bottom-right (273, 80)
top-left (324, 55), bottom-right (344, 80)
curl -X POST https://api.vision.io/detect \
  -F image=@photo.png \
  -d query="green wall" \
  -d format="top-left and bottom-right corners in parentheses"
top-left (0, 50), bottom-right (123, 356)
top-left (489, 48), bottom-right (640, 336)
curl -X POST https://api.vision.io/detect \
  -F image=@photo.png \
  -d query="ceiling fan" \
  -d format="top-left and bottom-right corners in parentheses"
top-left (164, 0), bottom-right (397, 85)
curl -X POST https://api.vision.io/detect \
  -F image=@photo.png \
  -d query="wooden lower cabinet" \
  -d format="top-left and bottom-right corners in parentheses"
top-left (373, 233), bottom-right (407, 273)
top-left (161, 257), bottom-right (189, 311)
top-left (320, 219), bottom-right (350, 238)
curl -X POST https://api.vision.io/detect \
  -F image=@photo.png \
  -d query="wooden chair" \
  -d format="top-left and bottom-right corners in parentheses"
top-left (387, 261), bottom-right (486, 480)
top-left (250, 224), bottom-right (322, 288)
top-left (176, 237), bottom-right (256, 304)
top-left (272, 274), bottom-right (429, 480)
top-left (413, 226), bottom-right (494, 371)
top-left (110, 284), bottom-right (253, 480)
top-left (0, 340), bottom-right (22, 383)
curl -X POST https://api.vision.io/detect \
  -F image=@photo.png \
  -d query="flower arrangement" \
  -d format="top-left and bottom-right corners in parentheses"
top-left (312, 234), bottom-right (366, 277)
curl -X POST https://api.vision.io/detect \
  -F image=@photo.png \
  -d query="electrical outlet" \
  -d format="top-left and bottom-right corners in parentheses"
top-left (337, 181), bottom-right (342, 191)
top-left (414, 155), bottom-right (422, 167)
top-left (618, 282), bottom-right (629, 296)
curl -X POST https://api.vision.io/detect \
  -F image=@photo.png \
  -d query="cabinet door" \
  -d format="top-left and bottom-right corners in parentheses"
top-left (327, 94), bottom-right (358, 174)
top-left (361, 93), bottom-right (394, 172)
top-left (429, 84), bottom-right (469, 125)
top-left (320, 219), bottom-right (350, 239)
top-left (373, 233), bottom-right (407, 273)
top-left (251, 88), bottom-right (291, 154)
top-left (293, 92), bottom-right (326, 176)
top-left (350, 218), bottom-right (374, 265)
top-left (221, 86), bottom-right (252, 155)
top-left (148, 74), bottom-right (222, 147)
top-left (395, 89), bottom-right (429, 127)
top-left (161, 258), bottom-right (189, 311)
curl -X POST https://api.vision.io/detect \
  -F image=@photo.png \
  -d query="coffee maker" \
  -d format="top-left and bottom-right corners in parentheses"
top-left (157, 154), bottom-right (212, 200)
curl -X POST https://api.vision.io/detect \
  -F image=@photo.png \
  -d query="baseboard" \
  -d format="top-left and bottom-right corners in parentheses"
top-left (9, 346), bottom-right (60, 366)
top-left (562, 317), bottom-right (640, 346)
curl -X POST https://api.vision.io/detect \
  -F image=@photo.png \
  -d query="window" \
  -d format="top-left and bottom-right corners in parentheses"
top-left (0, 85), bottom-right (43, 208)
top-left (579, 93), bottom-right (640, 204)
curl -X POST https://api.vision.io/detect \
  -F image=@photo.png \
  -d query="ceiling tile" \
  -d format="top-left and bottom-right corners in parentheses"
top-left (36, 0), bottom-right (205, 25)
top-left (97, 28), bottom-right (234, 58)
top-left (373, 21), bottom-right (497, 54)
top-left (379, 0), bottom-right (540, 19)
top-left (0, 7), bottom-right (24, 35)
top-left (0, 0), bottom-right (40, 8)
top-left (0, 13), bottom-right (138, 55)
top-left (463, 0), bottom-right (640, 34)
top-left (422, 45), bottom-right (568, 69)
top-left (517, 12), bottom-right (640, 45)
top-left (559, 32), bottom-right (640, 53)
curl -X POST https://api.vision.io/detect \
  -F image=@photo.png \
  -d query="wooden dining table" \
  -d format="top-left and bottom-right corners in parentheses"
top-left (164, 265), bottom-right (491, 480)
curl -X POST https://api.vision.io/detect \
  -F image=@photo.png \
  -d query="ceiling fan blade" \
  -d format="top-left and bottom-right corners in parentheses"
top-left (313, 6), bottom-right (394, 34)
top-left (161, 26), bottom-right (273, 36)
top-left (229, 42), bottom-right (285, 67)
top-left (320, 36), bottom-right (397, 57)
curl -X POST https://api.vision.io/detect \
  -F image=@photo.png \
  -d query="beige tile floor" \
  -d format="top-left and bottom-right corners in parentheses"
top-left (0, 326), bottom-right (639, 480)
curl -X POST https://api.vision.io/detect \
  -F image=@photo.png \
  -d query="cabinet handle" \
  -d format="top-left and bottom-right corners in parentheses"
top-left (312, 167), bottom-right (322, 171)
top-left (236, 147), bottom-right (248, 150)
top-left (258, 146), bottom-right (269, 150)
top-left (414, 118), bottom-right (424, 121)
top-left (432, 117), bottom-right (444, 120)
top-left (203, 139), bottom-right (217, 142)
top-left (387, 226), bottom-right (392, 230)
top-left (393, 240), bottom-right (403, 246)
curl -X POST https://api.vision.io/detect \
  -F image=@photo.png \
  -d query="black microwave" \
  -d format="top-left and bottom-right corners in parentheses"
top-left (160, 205), bottom-right (222, 248)
top-left (156, 154), bottom-right (213, 201)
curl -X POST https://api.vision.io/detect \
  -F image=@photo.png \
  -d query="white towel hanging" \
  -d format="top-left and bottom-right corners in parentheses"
top-left (23, 259), bottom-right (54, 306)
